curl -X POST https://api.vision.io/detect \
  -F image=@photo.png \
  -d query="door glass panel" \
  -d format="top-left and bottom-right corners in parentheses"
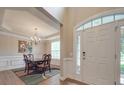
top-left (76, 33), bottom-right (80, 74)
top-left (120, 26), bottom-right (124, 84)
top-left (102, 15), bottom-right (114, 24)
top-left (115, 14), bottom-right (124, 21)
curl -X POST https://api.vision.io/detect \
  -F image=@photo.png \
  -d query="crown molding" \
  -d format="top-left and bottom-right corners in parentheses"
top-left (35, 7), bottom-right (62, 25)
top-left (45, 32), bottom-right (60, 39)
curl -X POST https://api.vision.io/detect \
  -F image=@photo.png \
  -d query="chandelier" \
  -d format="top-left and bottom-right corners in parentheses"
top-left (30, 28), bottom-right (41, 45)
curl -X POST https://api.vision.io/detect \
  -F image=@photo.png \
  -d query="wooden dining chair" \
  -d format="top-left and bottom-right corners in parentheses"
top-left (43, 54), bottom-right (51, 74)
top-left (36, 54), bottom-right (47, 76)
top-left (28, 54), bottom-right (34, 61)
top-left (36, 54), bottom-right (51, 76)
top-left (23, 54), bottom-right (36, 75)
top-left (41, 54), bottom-right (47, 60)
top-left (23, 54), bottom-right (28, 72)
top-left (47, 54), bottom-right (51, 72)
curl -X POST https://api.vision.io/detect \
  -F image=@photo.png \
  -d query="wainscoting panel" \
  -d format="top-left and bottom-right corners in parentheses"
top-left (0, 56), bottom-right (25, 71)
top-left (62, 58), bottom-right (74, 80)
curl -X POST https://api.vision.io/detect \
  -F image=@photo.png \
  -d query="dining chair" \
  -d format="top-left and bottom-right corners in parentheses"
top-left (47, 54), bottom-right (51, 72)
top-left (23, 54), bottom-right (36, 75)
top-left (23, 54), bottom-right (28, 72)
top-left (42, 54), bottom-right (51, 74)
top-left (41, 54), bottom-right (47, 60)
top-left (28, 54), bottom-right (34, 61)
top-left (36, 54), bottom-right (48, 76)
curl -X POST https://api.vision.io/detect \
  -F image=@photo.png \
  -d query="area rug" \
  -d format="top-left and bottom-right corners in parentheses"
top-left (12, 68), bottom-right (60, 85)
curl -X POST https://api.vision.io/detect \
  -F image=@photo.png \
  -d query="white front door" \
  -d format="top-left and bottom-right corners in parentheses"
top-left (80, 23), bottom-right (116, 84)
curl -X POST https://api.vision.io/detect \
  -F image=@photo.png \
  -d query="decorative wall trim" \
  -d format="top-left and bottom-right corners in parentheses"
top-left (63, 58), bottom-right (73, 61)
top-left (36, 7), bottom-right (62, 25)
top-left (62, 58), bottom-right (74, 80)
top-left (0, 56), bottom-right (25, 71)
top-left (60, 76), bottom-right (67, 81)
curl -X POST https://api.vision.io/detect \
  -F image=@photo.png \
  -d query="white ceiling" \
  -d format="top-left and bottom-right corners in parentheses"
top-left (0, 8), bottom-right (60, 39)
top-left (43, 7), bottom-right (65, 23)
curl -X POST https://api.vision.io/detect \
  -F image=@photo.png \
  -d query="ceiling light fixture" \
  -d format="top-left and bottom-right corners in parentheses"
top-left (30, 28), bottom-right (41, 45)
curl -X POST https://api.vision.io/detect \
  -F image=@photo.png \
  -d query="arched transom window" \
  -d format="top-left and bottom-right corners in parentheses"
top-left (76, 13), bottom-right (124, 31)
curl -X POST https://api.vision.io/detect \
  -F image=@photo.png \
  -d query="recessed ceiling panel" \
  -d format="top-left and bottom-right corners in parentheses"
top-left (2, 8), bottom-right (60, 38)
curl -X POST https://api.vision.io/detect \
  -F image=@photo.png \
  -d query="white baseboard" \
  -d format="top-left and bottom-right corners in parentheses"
top-left (60, 76), bottom-right (67, 81)
top-left (0, 65), bottom-right (25, 71)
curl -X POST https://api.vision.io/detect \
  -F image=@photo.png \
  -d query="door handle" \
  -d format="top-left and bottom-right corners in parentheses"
top-left (82, 52), bottom-right (86, 56)
top-left (82, 52), bottom-right (86, 60)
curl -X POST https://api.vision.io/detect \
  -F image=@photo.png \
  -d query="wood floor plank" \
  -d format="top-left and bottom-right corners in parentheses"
top-left (0, 70), bottom-right (24, 85)
top-left (0, 70), bottom-right (84, 85)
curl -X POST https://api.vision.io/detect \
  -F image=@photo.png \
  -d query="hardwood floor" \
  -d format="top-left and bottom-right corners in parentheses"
top-left (0, 70), bottom-right (24, 85)
top-left (39, 74), bottom-right (85, 85)
top-left (0, 70), bottom-right (84, 85)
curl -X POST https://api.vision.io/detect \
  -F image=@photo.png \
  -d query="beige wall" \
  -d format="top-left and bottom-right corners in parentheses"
top-left (62, 7), bottom-right (121, 58)
top-left (45, 40), bottom-right (51, 54)
top-left (0, 33), bottom-right (46, 57)
top-left (0, 34), bottom-right (21, 56)
top-left (32, 41), bottom-right (46, 58)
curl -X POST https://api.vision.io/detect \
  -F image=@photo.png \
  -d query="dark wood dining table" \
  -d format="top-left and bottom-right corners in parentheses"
top-left (32, 58), bottom-right (44, 64)
top-left (28, 58), bottom-right (45, 74)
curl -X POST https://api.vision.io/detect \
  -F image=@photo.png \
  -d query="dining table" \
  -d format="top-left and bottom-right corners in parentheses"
top-left (28, 58), bottom-right (46, 75)
top-left (32, 58), bottom-right (44, 64)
